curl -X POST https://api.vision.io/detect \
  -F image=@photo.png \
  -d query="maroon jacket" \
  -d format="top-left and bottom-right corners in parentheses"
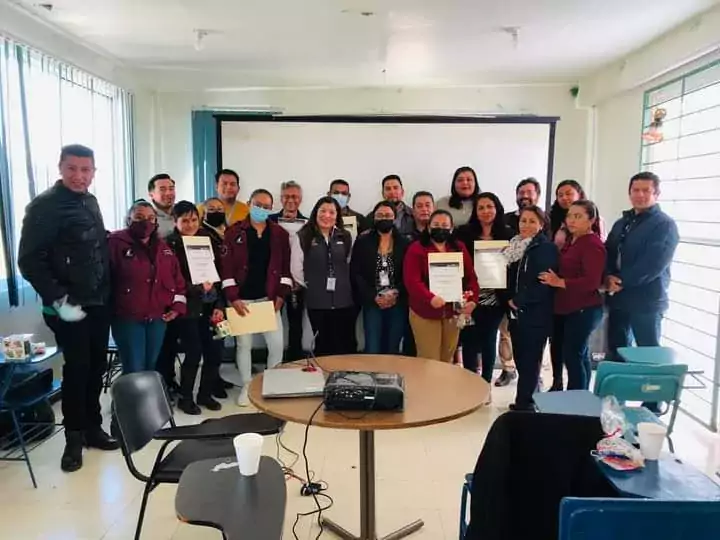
top-left (555, 233), bottom-right (606, 315)
top-left (108, 230), bottom-right (187, 321)
top-left (220, 219), bottom-right (292, 303)
top-left (403, 239), bottom-right (479, 320)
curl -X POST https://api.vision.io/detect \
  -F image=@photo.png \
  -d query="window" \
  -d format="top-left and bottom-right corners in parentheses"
top-left (0, 36), bottom-right (134, 308)
top-left (641, 61), bottom-right (720, 431)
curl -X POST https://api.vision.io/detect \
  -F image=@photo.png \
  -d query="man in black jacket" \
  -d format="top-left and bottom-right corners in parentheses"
top-left (18, 144), bottom-right (119, 473)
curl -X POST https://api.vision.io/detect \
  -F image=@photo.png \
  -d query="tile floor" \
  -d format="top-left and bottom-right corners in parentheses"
top-left (1, 364), bottom-right (719, 540)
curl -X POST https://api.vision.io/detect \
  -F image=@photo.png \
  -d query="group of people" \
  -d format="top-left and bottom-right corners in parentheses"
top-left (17, 143), bottom-right (679, 473)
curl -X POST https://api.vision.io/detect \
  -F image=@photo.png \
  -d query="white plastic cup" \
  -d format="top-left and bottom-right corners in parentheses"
top-left (233, 433), bottom-right (264, 476)
top-left (637, 422), bottom-right (666, 460)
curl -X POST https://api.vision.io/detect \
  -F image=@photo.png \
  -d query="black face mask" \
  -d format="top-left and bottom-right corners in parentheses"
top-left (375, 219), bottom-right (394, 234)
top-left (429, 228), bottom-right (451, 243)
top-left (205, 212), bottom-right (226, 228)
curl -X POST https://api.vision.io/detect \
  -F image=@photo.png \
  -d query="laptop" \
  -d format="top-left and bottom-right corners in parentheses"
top-left (262, 368), bottom-right (326, 398)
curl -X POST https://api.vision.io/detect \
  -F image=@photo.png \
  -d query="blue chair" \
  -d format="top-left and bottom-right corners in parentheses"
top-left (458, 472), bottom-right (473, 539)
top-left (559, 498), bottom-right (720, 539)
top-left (593, 362), bottom-right (687, 453)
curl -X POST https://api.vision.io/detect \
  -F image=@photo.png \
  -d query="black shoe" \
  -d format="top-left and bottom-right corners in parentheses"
top-left (509, 402), bottom-right (536, 412)
top-left (178, 397), bottom-right (201, 415)
top-left (61, 431), bottom-right (84, 472)
top-left (549, 382), bottom-right (564, 392)
top-left (197, 395), bottom-right (222, 411)
top-left (212, 387), bottom-right (228, 399)
top-left (221, 378), bottom-right (234, 390)
top-left (494, 370), bottom-right (517, 387)
top-left (85, 427), bottom-right (120, 451)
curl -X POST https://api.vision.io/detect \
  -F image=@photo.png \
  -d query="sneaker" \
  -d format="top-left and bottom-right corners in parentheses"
top-left (177, 397), bottom-right (201, 415)
top-left (212, 386), bottom-right (228, 399)
top-left (61, 430), bottom-right (84, 472)
top-left (494, 370), bottom-right (517, 387)
top-left (236, 386), bottom-right (249, 407)
top-left (84, 427), bottom-right (120, 451)
top-left (197, 395), bottom-right (222, 411)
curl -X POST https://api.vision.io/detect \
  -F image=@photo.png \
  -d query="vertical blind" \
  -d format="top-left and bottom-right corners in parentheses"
top-left (641, 61), bottom-right (720, 431)
top-left (0, 35), bottom-right (134, 308)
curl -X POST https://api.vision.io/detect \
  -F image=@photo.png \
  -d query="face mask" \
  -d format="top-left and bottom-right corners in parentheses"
top-left (129, 220), bottom-right (157, 239)
top-left (375, 219), bottom-right (394, 234)
top-left (429, 228), bottom-right (451, 243)
top-left (205, 212), bottom-right (226, 228)
top-left (250, 205), bottom-right (272, 223)
top-left (332, 193), bottom-right (349, 209)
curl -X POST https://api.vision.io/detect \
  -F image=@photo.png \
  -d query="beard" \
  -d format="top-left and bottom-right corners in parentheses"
top-left (517, 197), bottom-right (534, 208)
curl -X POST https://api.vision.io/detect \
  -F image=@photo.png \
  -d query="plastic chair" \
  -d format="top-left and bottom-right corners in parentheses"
top-left (111, 371), bottom-right (285, 540)
top-left (103, 334), bottom-right (122, 393)
top-left (593, 362), bottom-right (687, 453)
top-left (559, 497), bottom-right (720, 540)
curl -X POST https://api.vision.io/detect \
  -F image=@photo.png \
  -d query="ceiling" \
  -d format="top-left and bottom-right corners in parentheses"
top-left (9, 0), bottom-right (720, 89)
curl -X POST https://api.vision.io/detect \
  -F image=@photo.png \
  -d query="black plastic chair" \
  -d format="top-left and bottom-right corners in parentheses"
top-left (111, 371), bottom-right (285, 540)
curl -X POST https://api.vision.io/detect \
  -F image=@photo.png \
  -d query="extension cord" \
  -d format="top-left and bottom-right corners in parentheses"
top-left (300, 482), bottom-right (323, 496)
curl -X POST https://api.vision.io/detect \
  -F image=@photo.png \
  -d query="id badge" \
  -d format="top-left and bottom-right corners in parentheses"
top-left (326, 277), bottom-right (337, 292)
top-left (379, 271), bottom-right (390, 287)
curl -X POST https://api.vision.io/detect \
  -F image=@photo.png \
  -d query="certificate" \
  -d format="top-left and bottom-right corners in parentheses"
top-left (474, 240), bottom-right (509, 289)
top-left (343, 215), bottom-right (358, 244)
top-left (428, 252), bottom-right (464, 303)
top-left (277, 218), bottom-right (306, 236)
top-left (225, 301), bottom-right (278, 336)
top-left (182, 236), bottom-right (221, 285)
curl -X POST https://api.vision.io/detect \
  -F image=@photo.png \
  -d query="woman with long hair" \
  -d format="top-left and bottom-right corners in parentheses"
top-left (290, 196), bottom-right (355, 356)
top-left (436, 166), bottom-right (480, 226)
top-left (456, 193), bottom-right (513, 388)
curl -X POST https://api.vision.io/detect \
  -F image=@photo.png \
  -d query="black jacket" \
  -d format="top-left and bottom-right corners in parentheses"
top-left (350, 229), bottom-right (409, 307)
top-left (268, 210), bottom-right (308, 223)
top-left (18, 181), bottom-right (110, 307)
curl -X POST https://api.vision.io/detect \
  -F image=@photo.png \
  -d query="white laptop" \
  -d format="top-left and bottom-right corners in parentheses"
top-left (262, 368), bottom-right (326, 398)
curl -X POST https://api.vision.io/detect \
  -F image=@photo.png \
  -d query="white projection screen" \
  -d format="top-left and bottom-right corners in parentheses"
top-left (219, 118), bottom-right (556, 216)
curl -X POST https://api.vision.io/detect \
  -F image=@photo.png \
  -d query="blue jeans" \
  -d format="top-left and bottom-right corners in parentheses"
top-left (562, 306), bottom-right (604, 390)
top-left (607, 309), bottom-right (663, 361)
top-left (363, 303), bottom-right (406, 355)
top-left (460, 305), bottom-right (505, 382)
top-left (112, 319), bottom-right (167, 374)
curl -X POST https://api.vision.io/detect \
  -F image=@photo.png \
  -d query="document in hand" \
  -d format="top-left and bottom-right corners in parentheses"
top-left (474, 240), bottom-right (509, 289)
top-left (182, 236), bottom-right (221, 285)
top-left (428, 251), bottom-right (464, 302)
top-left (225, 301), bottom-right (278, 336)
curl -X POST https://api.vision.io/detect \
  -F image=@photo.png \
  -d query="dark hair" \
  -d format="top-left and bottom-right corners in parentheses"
top-left (371, 200), bottom-right (397, 218)
top-left (249, 188), bottom-right (274, 205)
top-left (329, 179), bottom-right (350, 192)
top-left (467, 192), bottom-right (509, 240)
top-left (204, 196), bottom-right (223, 207)
top-left (549, 179), bottom-right (586, 235)
top-left (125, 199), bottom-right (156, 223)
top-left (629, 171), bottom-right (660, 193)
top-left (516, 177), bottom-right (541, 196)
top-left (172, 200), bottom-right (199, 220)
top-left (298, 196), bottom-right (346, 252)
top-left (148, 173), bottom-right (174, 192)
top-left (420, 209), bottom-right (459, 248)
top-left (569, 199), bottom-right (602, 236)
top-left (382, 174), bottom-right (403, 189)
top-left (215, 169), bottom-right (240, 184)
top-left (518, 205), bottom-right (548, 230)
top-left (59, 144), bottom-right (94, 164)
top-left (448, 166), bottom-right (479, 209)
top-left (412, 191), bottom-right (434, 206)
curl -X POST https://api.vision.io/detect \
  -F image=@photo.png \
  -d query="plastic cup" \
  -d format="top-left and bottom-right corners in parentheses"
top-left (233, 433), bottom-right (264, 476)
top-left (637, 422), bottom-right (666, 460)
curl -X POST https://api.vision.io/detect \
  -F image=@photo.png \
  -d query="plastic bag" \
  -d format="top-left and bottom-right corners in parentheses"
top-left (594, 396), bottom-right (644, 470)
top-left (600, 395), bottom-right (630, 438)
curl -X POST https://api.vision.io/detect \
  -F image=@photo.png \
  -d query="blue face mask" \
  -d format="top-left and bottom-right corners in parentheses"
top-left (332, 193), bottom-right (349, 209)
top-left (250, 205), bottom-right (272, 223)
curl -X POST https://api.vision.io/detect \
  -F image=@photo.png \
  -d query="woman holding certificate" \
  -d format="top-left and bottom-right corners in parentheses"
top-left (504, 206), bottom-right (558, 411)
top-left (456, 193), bottom-right (513, 385)
top-left (404, 210), bottom-right (479, 363)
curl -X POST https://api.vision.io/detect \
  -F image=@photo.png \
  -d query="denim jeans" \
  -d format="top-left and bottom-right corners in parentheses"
top-left (562, 306), bottom-right (604, 390)
top-left (607, 309), bottom-right (663, 361)
top-left (460, 305), bottom-right (505, 382)
top-left (235, 298), bottom-right (284, 386)
top-left (362, 303), bottom-right (406, 355)
top-left (509, 320), bottom-right (550, 407)
top-left (112, 319), bottom-right (167, 374)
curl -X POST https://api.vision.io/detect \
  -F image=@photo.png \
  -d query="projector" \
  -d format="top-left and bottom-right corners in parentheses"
top-left (323, 371), bottom-right (405, 412)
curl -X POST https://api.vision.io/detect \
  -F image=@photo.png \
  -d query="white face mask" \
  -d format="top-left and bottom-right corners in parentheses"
top-left (332, 193), bottom-right (349, 209)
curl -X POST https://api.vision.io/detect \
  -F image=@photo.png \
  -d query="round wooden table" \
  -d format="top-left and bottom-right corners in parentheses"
top-left (248, 355), bottom-right (490, 540)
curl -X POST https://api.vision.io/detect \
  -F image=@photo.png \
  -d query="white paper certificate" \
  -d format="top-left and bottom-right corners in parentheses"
top-left (343, 215), bottom-right (358, 244)
top-left (428, 252), bottom-right (464, 302)
top-left (277, 218), bottom-right (307, 236)
top-left (474, 240), bottom-right (509, 289)
top-left (182, 236), bottom-right (221, 285)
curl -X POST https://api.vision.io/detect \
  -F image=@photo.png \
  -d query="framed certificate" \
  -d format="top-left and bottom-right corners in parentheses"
top-left (428, 252), bottom-right (464, 302)
top-left (474, 240), bottom-right (509, 289)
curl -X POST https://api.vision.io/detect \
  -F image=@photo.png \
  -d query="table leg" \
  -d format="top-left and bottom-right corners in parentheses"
top-left (322, 430), bottom-right (424, 540)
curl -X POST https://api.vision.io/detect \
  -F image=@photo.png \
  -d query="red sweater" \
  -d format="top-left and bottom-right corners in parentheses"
top-left (555, 233), bottom-right (606, 315)
top-left (403, 240), bottom-right (479, 320)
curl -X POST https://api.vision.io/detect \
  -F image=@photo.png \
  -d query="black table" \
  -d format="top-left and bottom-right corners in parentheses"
top-left (175, 456), bottom-right (287, 540)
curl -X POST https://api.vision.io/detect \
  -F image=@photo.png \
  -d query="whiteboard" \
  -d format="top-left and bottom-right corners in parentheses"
top-left (220, 121), bottom-right (551, 215)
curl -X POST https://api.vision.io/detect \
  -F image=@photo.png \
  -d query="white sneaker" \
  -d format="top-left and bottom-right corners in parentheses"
top-left (236, 386), bottom-right (249, 407)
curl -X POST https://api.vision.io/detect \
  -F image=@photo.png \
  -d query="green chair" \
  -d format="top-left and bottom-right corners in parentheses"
top-left (593, 362), bottom-right (687, 453)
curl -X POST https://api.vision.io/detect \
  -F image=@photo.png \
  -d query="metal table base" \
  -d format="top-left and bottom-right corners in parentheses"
top-left (322, 431), bottom-right (424, 540)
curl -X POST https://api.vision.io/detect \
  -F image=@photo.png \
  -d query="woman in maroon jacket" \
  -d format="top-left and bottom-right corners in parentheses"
top-left (404, 209), bottom-right (479, 362)
top-left (108, 200), bottom-right (187, 374)
top-left (539, 200), bottom-right (606, 390)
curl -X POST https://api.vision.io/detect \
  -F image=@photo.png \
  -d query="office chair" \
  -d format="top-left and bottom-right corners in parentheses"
top-left (111, 371), bottom-right (284, 539)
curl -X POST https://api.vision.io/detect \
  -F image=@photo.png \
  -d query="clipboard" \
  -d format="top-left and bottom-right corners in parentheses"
top-left (225, 301), bottom-right (278, 336)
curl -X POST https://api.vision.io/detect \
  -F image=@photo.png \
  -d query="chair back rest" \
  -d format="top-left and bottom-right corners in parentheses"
top-left (110, 371), bottom-right (173, 453)
top-left (559, 498), bottom-right (720, 540)
top-left (593, 362), bottom-right (687, 404)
